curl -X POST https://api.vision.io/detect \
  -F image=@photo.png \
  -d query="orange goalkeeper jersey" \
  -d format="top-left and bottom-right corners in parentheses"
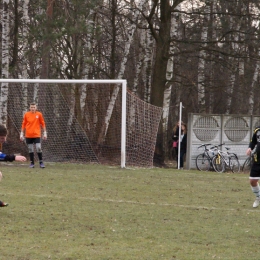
top-left (21, 111), bottom-right (46, 138)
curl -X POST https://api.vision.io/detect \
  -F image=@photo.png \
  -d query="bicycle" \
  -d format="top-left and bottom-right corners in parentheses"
top-left (196, 143), bottom-right (216, 171)
top-left (211, 143), bottom-right (240, 173)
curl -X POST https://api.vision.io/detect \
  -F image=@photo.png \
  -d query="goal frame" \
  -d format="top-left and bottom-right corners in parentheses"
top-left (0, 78), bottom-right (127, 168)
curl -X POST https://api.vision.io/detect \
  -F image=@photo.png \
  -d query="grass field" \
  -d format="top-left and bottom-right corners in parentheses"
top-left (0, 162), bottom-right (257, 259)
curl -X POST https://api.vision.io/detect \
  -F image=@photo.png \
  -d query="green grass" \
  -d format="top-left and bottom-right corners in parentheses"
top-left (0, 162), bottom-right (257, 259)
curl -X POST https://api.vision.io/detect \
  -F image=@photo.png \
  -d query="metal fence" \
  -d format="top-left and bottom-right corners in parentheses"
top-left (186, 113), bottom-right (260, 170)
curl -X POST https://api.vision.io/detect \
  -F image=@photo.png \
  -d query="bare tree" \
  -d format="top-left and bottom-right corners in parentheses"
top-left (40, 0), bottom-right (54, 79)
top-left (97, 0), bottom-right (146, 145)
top-left (248, 49), bottom-right (260, 115)
top-left (21, 0), bottom-right (30, 113)
top-left (1, 0), bottom-right (10, 125)
top-left (143, 0), bottom-right (185, 164)
top-left (197, 1), bottom-right (210, 113)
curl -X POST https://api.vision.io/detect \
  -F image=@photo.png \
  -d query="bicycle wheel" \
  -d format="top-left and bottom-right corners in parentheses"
top-left (242, 156), bottom-right (252, 174)
top-left (196, 153), bottom-right (211, 171)
top-left (212, 155), bottom-right (225, 173)
top-left (229, 154), bottom-right (240, 173)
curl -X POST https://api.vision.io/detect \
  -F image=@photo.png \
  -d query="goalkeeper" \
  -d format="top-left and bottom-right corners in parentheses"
top-left (0, 124), bottom-right (27, 207)
top-left (20, 102), bottom-right (47, 168)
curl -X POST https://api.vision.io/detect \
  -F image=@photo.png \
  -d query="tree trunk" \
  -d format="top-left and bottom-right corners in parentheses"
top-left (226, 67), bottom-right (236, 114)
top-left (162, 5), bottom-right (181, 161)
top-left (10, 0), bottom-right (18, 72)
top-left (40, 0), bottom-right (54, 79)
top-left (150, 0), bottom-right (171, 166)
top-left (143, 28), bottom-right (153, 103)
top-left (248, 49), bottom-right (260, 115)
top-left (198, 1), bottom-right (210, 113)
top-left (1, 0), bottom-right (10, 125)
top-left (21, 0), bottom-right (30, 113)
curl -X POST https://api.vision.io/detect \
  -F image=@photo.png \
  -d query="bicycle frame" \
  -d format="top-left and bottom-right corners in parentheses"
top-left (213, 143), bottom-right (240, 173)
top-left (216, 150), bottom-right (230, 167)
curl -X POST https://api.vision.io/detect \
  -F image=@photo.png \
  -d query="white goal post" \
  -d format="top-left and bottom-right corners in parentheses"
top-left (0, 79), bottom-right (162, 168)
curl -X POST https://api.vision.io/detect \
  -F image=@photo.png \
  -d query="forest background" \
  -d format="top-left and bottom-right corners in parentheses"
top-left (1, 0), bottom-right (260, 165)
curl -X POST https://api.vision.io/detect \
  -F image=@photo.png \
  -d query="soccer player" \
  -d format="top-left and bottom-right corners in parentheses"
top-left (20, 102), bottom-right (47, 168)
top-left (0, 124), bottom-right (27, 207)
top-left (246, 126), bottom-right (260, 208)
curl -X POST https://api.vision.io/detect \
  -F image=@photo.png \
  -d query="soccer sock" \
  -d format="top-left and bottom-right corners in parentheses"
top-left (29, 152), bottom-right (34, 164)
top-left (37, 152), bottom-right (43, 162)
top-left (251, 184), bottom-right (260, 198)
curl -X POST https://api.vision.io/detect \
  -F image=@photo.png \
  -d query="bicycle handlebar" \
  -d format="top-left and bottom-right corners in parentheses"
top-left (197, 143), bottom-right (212, 149)
top-left (198, 143), bottom-right (231, 153)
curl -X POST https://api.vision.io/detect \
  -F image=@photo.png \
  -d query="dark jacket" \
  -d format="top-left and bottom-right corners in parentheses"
top-left (180, 133), bottom-right (187, 152)
top-left (0, 152), bottom-right (16, 162)
top-left (172, 127), bottom-right (187, 152)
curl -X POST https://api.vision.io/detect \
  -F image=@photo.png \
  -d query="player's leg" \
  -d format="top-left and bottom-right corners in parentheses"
top-left (249, 164), bottom-right (260, 208)
top-left (26, 138), bottom-right (35, 168)
top-left (35, 138), bottom-right (45, 168)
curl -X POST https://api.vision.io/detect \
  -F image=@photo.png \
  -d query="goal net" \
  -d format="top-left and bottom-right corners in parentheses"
top-left (0, 79), bottom-right (162, 168)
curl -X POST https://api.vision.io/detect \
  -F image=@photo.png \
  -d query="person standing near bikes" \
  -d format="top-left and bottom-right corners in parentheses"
top-left (178, 123), bottom-right (187, 169)
top-left (172, 122), bottom-right (187, 169)
top-left (172, 121), bottom-right (184, 160)
top-left (246, 126), bottom-right (260, 208)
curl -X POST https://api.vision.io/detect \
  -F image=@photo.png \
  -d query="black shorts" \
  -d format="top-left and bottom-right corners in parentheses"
top-left (250, 163), bottom-right (260, 179)
top-left (26, 137), bottom-right (41, 144)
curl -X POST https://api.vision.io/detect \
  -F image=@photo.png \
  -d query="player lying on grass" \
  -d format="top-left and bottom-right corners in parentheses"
top-left (0, 124), bottom-right (27, 207)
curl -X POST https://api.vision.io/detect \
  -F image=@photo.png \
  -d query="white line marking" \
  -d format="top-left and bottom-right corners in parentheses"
top-left (4, 192), bottom-right (258, 212)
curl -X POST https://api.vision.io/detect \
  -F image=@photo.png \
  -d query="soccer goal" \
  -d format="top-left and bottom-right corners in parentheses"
top-left (0, 79), bottom-right (162, 168)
